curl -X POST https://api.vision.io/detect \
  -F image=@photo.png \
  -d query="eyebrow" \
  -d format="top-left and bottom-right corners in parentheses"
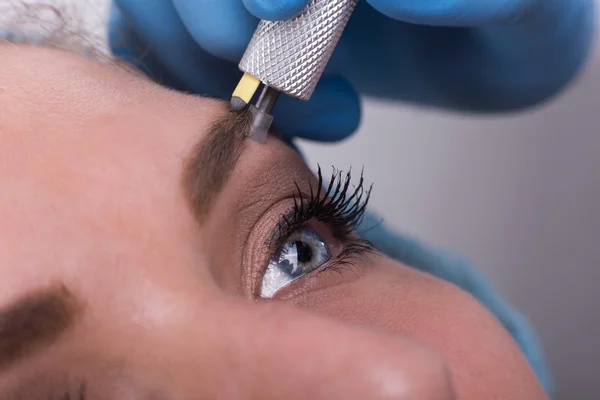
top-left (0, 285), bottom-right (81, 372)
top-left (182, 109), bottom-right (252, 222)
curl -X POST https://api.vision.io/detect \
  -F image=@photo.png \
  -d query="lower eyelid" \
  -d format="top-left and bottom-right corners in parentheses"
top-left (269, 247), bottom-right (375, 300)
top-left (317, 239), bottom-right (378, 276)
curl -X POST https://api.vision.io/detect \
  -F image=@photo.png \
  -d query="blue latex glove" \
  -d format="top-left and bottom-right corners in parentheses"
top-left (109, 0), bottom-right (594, 141)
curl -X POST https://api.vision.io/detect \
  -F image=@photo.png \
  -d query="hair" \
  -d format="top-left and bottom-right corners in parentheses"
top-left (1, 1), bottom-right (124, 65)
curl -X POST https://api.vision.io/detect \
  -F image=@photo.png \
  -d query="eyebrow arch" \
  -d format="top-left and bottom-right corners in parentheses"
top-left (0, 284), bottom-right (81, 373)
top-left (182, 109), bottom-right (251, 222)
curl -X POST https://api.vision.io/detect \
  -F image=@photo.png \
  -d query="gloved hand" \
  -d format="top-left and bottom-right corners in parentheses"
top-left (109, 0), bottom-right (594, 141)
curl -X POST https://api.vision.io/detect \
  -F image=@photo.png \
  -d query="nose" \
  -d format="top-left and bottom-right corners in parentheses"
top-left (197, 300), bottom-right (456, 399)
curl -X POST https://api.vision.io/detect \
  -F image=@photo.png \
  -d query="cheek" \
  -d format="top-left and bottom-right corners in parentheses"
top-left (284, 259), bottom-right (546, 399)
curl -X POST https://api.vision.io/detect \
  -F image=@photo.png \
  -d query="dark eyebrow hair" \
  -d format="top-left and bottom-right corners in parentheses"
top-left (182, 109), bottom-right (251, 222)
top-left (0, 284), bottom-right (81, 373)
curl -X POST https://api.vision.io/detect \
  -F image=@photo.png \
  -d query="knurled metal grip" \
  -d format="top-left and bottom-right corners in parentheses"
top-left (239, 0), bottom-right (358, 101)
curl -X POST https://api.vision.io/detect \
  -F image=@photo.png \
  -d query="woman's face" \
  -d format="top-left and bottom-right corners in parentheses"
top-left (0, 44), bottom-right (546, 399)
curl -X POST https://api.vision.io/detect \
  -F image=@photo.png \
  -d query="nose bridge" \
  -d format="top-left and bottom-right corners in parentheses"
top-left (173, 298), bottom-right (455, 399)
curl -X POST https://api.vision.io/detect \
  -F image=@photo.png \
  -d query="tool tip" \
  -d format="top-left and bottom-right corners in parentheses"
top-left (230, 97), bottom-right (248, 111)
top-left (248, 105), bottom-right (273, 144)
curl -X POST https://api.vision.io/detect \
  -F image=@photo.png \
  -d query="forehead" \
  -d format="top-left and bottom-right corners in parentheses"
top-left (0, 44), bottom-right (220, 301)
top-left (0, 44), bottom-right (197, 122)
top-left (0, 44), bottom-right (223, 187)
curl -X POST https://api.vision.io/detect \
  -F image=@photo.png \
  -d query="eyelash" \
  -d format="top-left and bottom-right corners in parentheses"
top-left (275, 165), bottom-right (376, 274)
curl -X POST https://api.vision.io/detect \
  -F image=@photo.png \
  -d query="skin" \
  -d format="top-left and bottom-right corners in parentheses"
top-left (0, 44), bottom-right (547, 399)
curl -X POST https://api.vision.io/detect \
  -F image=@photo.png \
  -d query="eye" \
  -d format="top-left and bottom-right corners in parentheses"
top-left (260, 225), bottom-right (331, 298)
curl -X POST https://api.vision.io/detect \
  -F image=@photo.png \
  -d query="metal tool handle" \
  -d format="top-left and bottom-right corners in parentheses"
top-left (239, 0), bottom-right (358, 101)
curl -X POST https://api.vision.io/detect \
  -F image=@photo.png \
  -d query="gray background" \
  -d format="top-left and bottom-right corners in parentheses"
top-left (7, 0), bottom-right (600, 398)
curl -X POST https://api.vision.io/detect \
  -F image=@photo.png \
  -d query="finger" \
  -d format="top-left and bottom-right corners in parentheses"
top-left (111, 0), bottom-right (239, 99)
top-left (243, 0), bottom-right (312, 21)
top-left (366, 0), bottom-right (538, 26)
top-left (203, 301), bottom-right (456, 399)
top-left (172, 0), bottom-right (258, 62)
top-left (171, 0), bottom-right (346, 72)
top-left (323, 34), bottom-right (351, 76)
top-left (274, 75), bottom-right (361, 142)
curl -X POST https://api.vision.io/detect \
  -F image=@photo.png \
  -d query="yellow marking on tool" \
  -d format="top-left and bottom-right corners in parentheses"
top-left (232, 73), bottom-right (261, 105)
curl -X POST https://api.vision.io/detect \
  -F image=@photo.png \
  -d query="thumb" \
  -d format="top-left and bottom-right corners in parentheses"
top-left (242, 0), bottom-right (312, 20)
top-left (275, 75), bottom-right (361, 142)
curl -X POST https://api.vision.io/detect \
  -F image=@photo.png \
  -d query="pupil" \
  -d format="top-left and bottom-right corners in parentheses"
top-left (295, 241), bottom-right (313, 263)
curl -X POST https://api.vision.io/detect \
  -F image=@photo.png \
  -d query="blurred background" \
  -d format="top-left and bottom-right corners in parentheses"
top-left (5, 0), bottom-right (599, 398)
